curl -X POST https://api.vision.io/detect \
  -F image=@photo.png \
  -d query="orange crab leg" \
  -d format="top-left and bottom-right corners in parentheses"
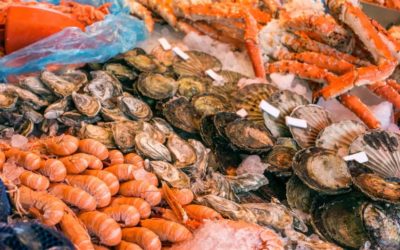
top-left (191, 21), bottom-right (243, 49)
top-left (339, 94), bottom-right (381, 129)
top-left (387, 79), bottom-right (400, 93)
top-left (244, 12), bottom-right (266, 79)
top-left (127, 0), bottom-right (154, 32)
top-left (368, 81), bottom-right (400, 109)
top-left (136, 0), bottom-right (177, 27)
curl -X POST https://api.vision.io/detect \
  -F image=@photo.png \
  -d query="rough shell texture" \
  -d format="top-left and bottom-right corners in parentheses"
top-left (149, 161), bottom-right (190, 189)
top-left (192, 93), bottom-right (232, 117)
top-left (72, 92), bottom-right (101, 117)
top-left (177, 77), bottom-right (208, 100)
top-left (163, 97), bottom-right (200, 134)
top-left (172, 51), bottom-right (222, 77)
top-left (286, 175), bottom-right (317, 213)
top-left (167, 133), bottom-right (197, 168)
top-left (135, 132), bottom-right (172, 161)
top-left (137, 73), bottom-right (178, 100)
top-left (118, 95), bottom-right (152, 121)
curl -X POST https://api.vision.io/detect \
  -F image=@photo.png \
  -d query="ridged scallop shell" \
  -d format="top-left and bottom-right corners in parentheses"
top-left (289, 105), bottom-right (333, 148)
top-left (348, 130), bottom-right (400, 203)
top-left (172, 51), bottom-right (222, 77)
top-left (316, 120), bottom-right (367, 156)
top-left (263, 90), bottom-right (309, 137)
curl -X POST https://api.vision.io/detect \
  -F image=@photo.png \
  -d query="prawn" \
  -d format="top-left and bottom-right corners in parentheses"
top-left (124, 153), bottom-right (144, 168)
top-left (116, 241), bottom-right (143, 250)
top-left (18, 186), bottom-right (66, 226)
top-left (19, 170), bottom-right (49, 191)
top-left (104, 164), bottom-right (137, 182)
top-left (60, 208), bottom-right (94, 250)
top-left (44, 135), bottom-right (79, 156)
top-left (111, 197), bottom-right (151, 219)
top-left (132, 168), bottom-right (158, 186)
top-left (0, 150), bottom-right (5, 170)
top-left (78, 153), bottom-right (103, 169)
top-left (79, 211), bottom-right (122, 246)
top-left (79, 139), bottom-right (109, 160)
top-left (5, 148), bottom-right (41, 170)
top-left (140, 218), bottom-right (192, 243)
top-left (93, 245), bottom-right (109, 250)
top-left (84, 169), bottom-right (119, 196)
top-left (109, 150), bottom-right (124, 165)
top-left (119, 180), bottom-right (161, 206)
top-left (101, 204), bottom-right (140, 227)
top-left (60, 155), bottom-right (89, 174)
top-left (184, 204), bottom-right (222, 221)
top-left (153, 207), bottom-right (179, 223)
top-left (121, 227), bottom-right (161, 250)
top-left (49, 183), bottom-right (97, 211)
top-left (168, 188), bottom-right (193, 206)
top-left (37, 159), bottom-right (67, 182)
top-left (66, 175), bottom-right (111, 208)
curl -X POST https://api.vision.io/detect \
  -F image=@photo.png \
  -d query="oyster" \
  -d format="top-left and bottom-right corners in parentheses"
top-left (40, 71), bottom-right (84, 97)
top-left (225, 119), bottom-right (274, 153)
top-left (15, 119), bottom-right (34, 136)
top-left (263, 145), bottom-right (297, 177)
top-left (149, 161), bottom-right (190, 189)
top-left (19, 77), bottom-right (52, 96)
top-left (60, 70), bottom-right (88, 86)
top-left (71, 92), bottom-right (101, 117)
top-left (84, 71), bottom-right (122, 101)
top-left (124, 49), bottom-right (166, 73)
top-left (111, 121), bottom-right (142, 153)
top-left (192, 93), bottom-right (232, 117)
top-left (177, 77), bottom-right (207, 100)
top-left (316, 120), bottom-right (367, 156)
top-left (173, 51), bottom-right (222, 77)
top-left (184, 139), bottom-right (209, 178)
top-left (0, 92), bottom-right (17, 111)
top-left (44, 97), bottom-right (70, 119)
top-left (59, 111), bottom-right (101, 127)
top-left (293, 147), bottom-right (352, 194)
top-left (142, 122), bottom-right (166, 144)
top-left (101, 107), bottom-right (129, 122)
top-left (20, 104), bottom-right (44, 124)
top-left (163, 97), bottom-right (200, 134)
top-left (227, 173), bottom-right (269, 193)
top-left (104, 63), bottom-right (137, 83)
top-left (150, 118), bottom-right (174, 137)
top-left (135, 132), bottom-right (171, 161)
top-left (137, 73), bottom-right (178, 100)
top-left (289, 105), bottom-right (333, 148)
top-left (167, 133), bottom-right (197, 168)
top-left (348, 130), bottom-right (400, 203)
top-left (79, 124), bottom-right (114, 148)
top-left (0, 85), bottom-right (48, 109)
top-left (286, 175), bottom-right (317, 213)
top-left (117, 94), bottom-right (152, 121)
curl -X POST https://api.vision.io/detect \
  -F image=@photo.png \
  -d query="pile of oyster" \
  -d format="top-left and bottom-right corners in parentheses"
top-left (2, 45), bottom-right (400, 250)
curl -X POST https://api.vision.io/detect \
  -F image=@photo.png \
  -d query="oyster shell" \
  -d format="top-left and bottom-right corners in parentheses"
top-left (84, 71), bottom-right (123, 102)
top-left (124, 49), bottom-right (166, 73)
top-left (167, 133), bottom-right (197, 168)
top-left (149, 161), bottom-right (190, 189)
top-left (263, 145), bottom-right (297, 177)
top-left (79, 124), bottom-right (114, 148)
top-left (40, 71), bottom-right (84, 97)
top-left (293, 147), bottom-right (352, 194)
top-left (184, 139), bottom-right (209, 178)
top-left (135, 132), bottom-right (171, 161)
top-left (225, 119), bottom-right (274, 153)
top-left (111, 121), bottom-right (142, 153)
top-left (0, 92), bottom-right (17, 111)
top-left (44, 97), bottom-right (70, 119)
top-left (142, 122), bottom-right (166, 144)
top-left (177, 76), bottom-right (208, 100)
top-left (71, 92), bottom-right (101, 117)
top-left (104, 63), bottom-right (137, 83)
top-left (100, 107), bottom-right (129, 122)
top-left (137, 73), bottom-right (178, 100)
top-left (19, 77), bottom-right (52, 96)
top-left (20, 104), bottom-right (44, 124)
top-left (117, 94), bottom-right (152, 121)
top-left (227, 173), bottom-right (269, 193)
top-left (150, 118), bottom-right (174, 137)
top-left (192, 93), bottom-right (232, 117)
top-left (316, 120), bottom-right (367, 156)
top-left (289, 105), bottom-right (333, 148)
top-left (15, 119), bottom-right (34, 136)
top-left (59, 111), bottom-right (101, 127)
top-left (163, 97), bottom-right (200, 134)
top-left (173, 51), bottom-right (222, 77)
top-left (0, 85), bottom-right (48, 109)
top-left (286, 175), bottom-right (317, 213)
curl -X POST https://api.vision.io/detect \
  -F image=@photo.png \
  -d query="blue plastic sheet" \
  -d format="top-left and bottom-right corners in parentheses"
top-left (0, 14), bottom-right (147, 81)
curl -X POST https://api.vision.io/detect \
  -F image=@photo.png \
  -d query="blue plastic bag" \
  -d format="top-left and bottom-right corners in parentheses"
top-left (33, 0), bottom-right (130, 14)
top-left (0, 14), bottom-right (147, 81)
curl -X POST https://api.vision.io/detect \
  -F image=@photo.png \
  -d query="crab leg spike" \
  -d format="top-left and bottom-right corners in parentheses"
top-left (339, 94), bottom-right (380, 129)
top-left (368, 81), bottom-right (400, 109)
top-left (127, 0), bottom-right (154, 32)
top-left (244, 12), bottom-right (266, 79)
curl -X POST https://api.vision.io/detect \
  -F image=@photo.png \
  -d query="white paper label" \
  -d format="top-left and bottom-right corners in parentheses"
top-left (158, 37), bottom-right (172, 50)
top-left (172, 47), bottom-right (190, 60)
top-left (236, 108), bottom-right (248, 118)
top-left (285, 116), bottom-right (307, 128)
top-left (343, 152), bottom-right (368, 163)
top-left (259, 100), bottom-right (280, 118)
top-left (205, 69), bottom-right (224, 82)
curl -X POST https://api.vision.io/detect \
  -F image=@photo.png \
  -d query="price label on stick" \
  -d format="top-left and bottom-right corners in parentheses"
top-left (205, 69), bottom-right (224, 83)
top-left (172, 47), bottom-right (189, 60)
top-left (259, 100), bottom-right (280, 118)
top-left (236, 108), bottom-right (248, 118)
top-left (158, 38), bottom-right (171, 50)
top-left (285, 116), bottom-right (307, 128)
top-left (343, 152), bottom-right (368, 163)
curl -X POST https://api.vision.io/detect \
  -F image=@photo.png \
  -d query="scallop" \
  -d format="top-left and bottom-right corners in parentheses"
top-left (172, 51), bottom-right (222, 77)
top-left (263, 145), bottom-right (296, 177)
top-left (286, 175), bottom-right (317, 213)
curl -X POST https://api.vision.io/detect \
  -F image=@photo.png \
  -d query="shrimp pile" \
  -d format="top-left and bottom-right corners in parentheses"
top-left (1, 135), bottom-right (231, 250)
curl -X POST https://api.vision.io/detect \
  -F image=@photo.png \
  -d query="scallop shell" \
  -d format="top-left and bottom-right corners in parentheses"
top-left (289, 105), bottom-right (333, 148)
top-left (316, 120), bottom-right (367, 157)
top-left (263, 90), bottom-right (309, 137)
top-left (263, 145), bottom-right (296, 177)
top-left (348, 130), bottom-right (400, 203)
top-left (172, 51), bottom-right (222, 77)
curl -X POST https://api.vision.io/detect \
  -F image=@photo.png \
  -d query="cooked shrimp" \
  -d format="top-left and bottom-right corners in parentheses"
top-left (19, 170), bottom-right (49, 191)
top-left (169, 188), bottom-right (194, 206)
top-left (60, 155), bottom-right (89, 174)
top-left (116, 241), bottom-right (143, 250)
top-left (49, 183), bottom-right (97, 211)
top-left (18, 186), bottom-right (65, 226)
top-left (93, 245), bottom-right (109, 250)
top-left (0, 150), bottom-right (5, 170)
top-left (101, 205), bottom-right (140, 227)
top-left (111, 197), bottom-right (151, 219)
top-left (109, 150), bottom-right (124, 165)
top-left (141, 218), bottom-right (192, 243)
top-left (132, 168), bottom-right (158, 186)
top-left (60, 208), bottom-right (94, 250)
top-left (119, 180), bottom-right (161, 206)
top-left (66, 175), bottom-right (111, 208)
top-left (124, 153), bottom-right (144, 168)
top-left (37, 159), bottom-right (66, 182)
top-left (78, 153), bottom-right (103, 169)
top-left (122, 227), bottom-right (161, 250)
top-left (104, 164), bottom-right (137, 182)
top-left (44, 135), bottom-right (79, 156)
top-left (79, 211), bottom-right (122, 246)
top-left (84, 169), bottom-right (119, 196)
top-left (79, 139), bottom-right (109, 160)
top-left (153, 207), bottom-right (179, 223)
top-left (184, 204), bottom-right (222, 221)
top-left (5, 148), bottom-right (41, 170)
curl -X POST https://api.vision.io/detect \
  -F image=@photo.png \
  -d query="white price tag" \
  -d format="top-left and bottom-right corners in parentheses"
top-left (285, 116), bottom-right (307, 128)
top-left (343, 152), bottom-right (368, 163)
top-left (158, 37), bottom-right (172, 50)
top-left (205, 69), bottom-right (225, 82)
top-left (236, 108), bottom-right (248, 118)
top-left (172, 47), bottom-right (190, 60)
top-left (259, 100), bottom-right (280, 118)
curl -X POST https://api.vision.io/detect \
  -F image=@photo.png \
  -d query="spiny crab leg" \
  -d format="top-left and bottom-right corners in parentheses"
top-left (244, 12), bottom-right (266, 79)
top-left (368, 80), bottom-right (400, 109)
top-left (339, 94), bottom-right (381, 129)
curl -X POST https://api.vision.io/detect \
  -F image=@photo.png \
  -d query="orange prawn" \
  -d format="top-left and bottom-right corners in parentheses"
top-left (111, 197), bottom-right (151, 219)
top-left (121, 227), bottom-right (161, 250)
top-left (124, 153), bottom-right (144, 168)
top-left (184, 204), bottom-right (222, 221)
top-left (104, 164), bottom-right (137, 182)
top-left (101, 204), bottom-right (140, 227)
top-left (66, 175), bottom-right (111, 208)
top-left (0, 150), bottom-right (5, 170)
top-left (109, 150), bottom-right (124, 165)
top-left (79, 211), bottom-right (122, 246)
top-left (44, 135), bottom-right (79, 156)
top-left (116, 241), bottom-right (143, 250)
top-left (93, 245), bottom-right (109, 250)
top-left (19, 170), bottom-right (49, 191)
top-left (5, 148), bottom-right (41, 170)
top-left (49, 183), bottom-right (97, 211)
top-left (78, 153), bottom-right (103, 169)
top-left (119, 180), bottom-right (162, 206)
top-left (83, 169), bottom-right (120, 196)
top-left (60, 155), bottom-right (89, 174)
top-left (60, 208), bottom-right (94, 250)
top-left (140, 218), bottom-right (192, 243)
top-left (37, 159), bottom-right (67, 182)
top-left (168, 188), bottom-right (194, 206)
top-left (153, 207), bottom-right (179, 223)
top-left (79, 139), bottom-right (109, 160)
top-left (132, 168), bottom-right (158, 187)
top-left (18, 186), bottom-right (66, 226)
